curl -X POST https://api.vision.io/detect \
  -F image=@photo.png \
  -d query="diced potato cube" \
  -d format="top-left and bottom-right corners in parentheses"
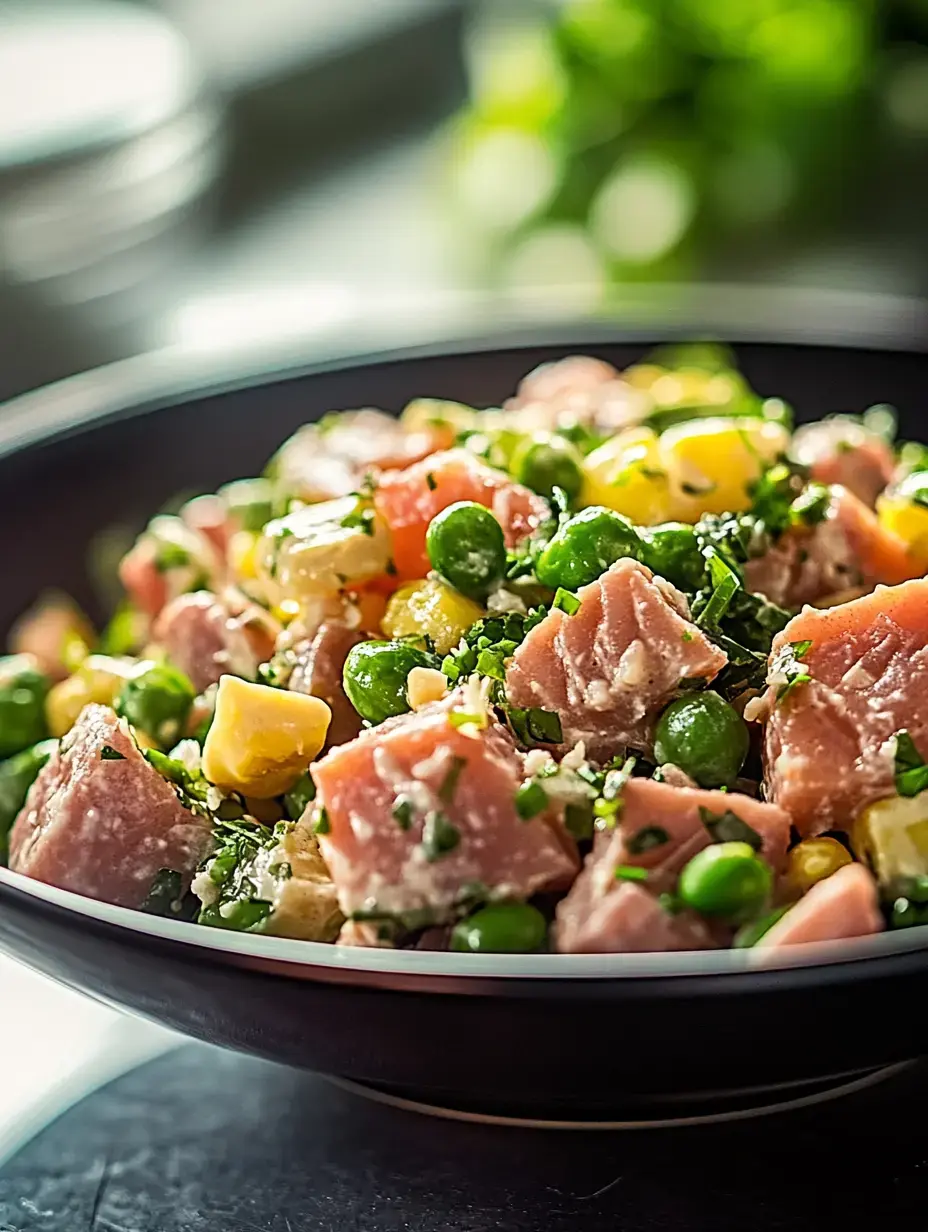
top-left (202, 675), bottom-right (331, 798)
top-left (581, 427), bottom-right (674, 526)
top-left (661, 417), bottom-right (789, 519)
top-left (257, 496), bottom-right (391, 600)
top-left (382, 578), bottom-right (483, 655)
top-left (45, 654), bottom-right (139, 737)
top-left (262, 820), bottom-right (343, 941)
top-left (852, 793), bottom-right (928, 889)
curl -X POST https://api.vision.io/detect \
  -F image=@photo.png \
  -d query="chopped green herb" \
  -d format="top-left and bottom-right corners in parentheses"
top-left (153, 542), bottom-right (190, 572)
top-left (553, 588), bottom-right (581, 616)
top-left (564, 800), bottom-right (594, 841)
top-left (420, 810), bottom-right (461, 862)
top-left (699, 806), bottom-right (763, 851)
top-left (100, 744), bottom-right (126, 761)
top-left (614, 865), bottom-right (649, 882)
top-left (515, 779), bottom-right (549, 820)
top-left (392, 795), bottom-right (415, 830)
top-left (681, 630), bottom-right (694, 643)
top-left (894, 731), bottom-right (928, 798)
top-left (772, 639), bottom-right (813, 703)
top-left (733, 904), bottom-right (791, 947)
top-left (448, 710), bottom-right (486, 730)
top-left (313, 807), bottom-right (331, 835)
top-left (694, 548), bottom-right (740, 631)
top-left (283, 773), bottom-right (315, 821)
top-left (626, 825), bottom-right (670, 855)
top-left (505, 704), bottom-right (563, 748)
top-left (340, 505), bottom-right (376, 536)
top-left (438, 755), bottom-right (466, 805)
top-left (140, 869), bottom-right (188, 917)
top-left (425, 471), bottom-right (437, 491)
top-left (790, 483), bottom-right (831, 527)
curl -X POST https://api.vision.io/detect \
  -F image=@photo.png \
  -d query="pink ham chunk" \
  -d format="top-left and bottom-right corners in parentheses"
top-left (792, 418), bottom-right (895, 508)
top-left (744, 486), bottom-right (920, 609)
top-left (119, 516), bottom-right (222, 621)
top-left (557, 877), bottom-right (715, 954)
top-left (505, 559), bottom-right (727, 762)
top-left (9, 704), bottom-right (212, 908)
top-left (373, 449), bottom-right (550, 581)
top-left (504, 355), bottom-right (649, 435)
top-left (762, 578), bottom-right (928, 835)
top-left (554, 778), bottom-right (790, 953)
top-left (152, 588), bottom-right (280, 693)
top-left (311, 695), bottom-right (579, 919)
top-left (756, 864), bottom-right (883, 948)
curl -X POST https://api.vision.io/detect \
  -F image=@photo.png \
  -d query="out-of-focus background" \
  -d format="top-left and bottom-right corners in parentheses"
top-left (1, 0), bottom-right (928, 404)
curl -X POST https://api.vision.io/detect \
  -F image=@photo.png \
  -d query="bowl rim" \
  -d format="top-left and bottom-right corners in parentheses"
top-left (2, 321), bottom-right (928, 986)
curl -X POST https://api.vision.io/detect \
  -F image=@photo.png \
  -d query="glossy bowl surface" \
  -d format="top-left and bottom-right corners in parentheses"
top-left (1, 330), bottom-right (927, 1115)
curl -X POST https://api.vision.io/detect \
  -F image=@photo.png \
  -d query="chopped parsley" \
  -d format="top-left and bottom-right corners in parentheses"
top-left (553, 588), bottom-right (581, 616)
top-left (420, 810), bottom-right (461, 862)
top-left (626, 825), bottom-right (670, 855)
top-left (564, 800), bottom-right (594, 841)
top-left (790, 482), bottom-right (831, 527)
top-left (614, 865), bottom-right (649, 883)
top-left (340, 505), bottom-right (376, 536)
top-left (313, 807), bottom-right (331, 835)
top-left (438, 755), bottom-right (466, 805)
top-left (893, 731), bottom-right (928, 798)
top-left (515, 779), bottom-right (549, 820)
top-left (392, 795), bottom-right (415, 830)
top-left (425, 471), bottom-right (438, 491)
top-left (771, 639), bottom-right (813, 703)
top-left (693, 548), bottom-right (740, 631)
top-left (100, 744), bottom-right (126, 761)
top-left (441, 608), bottom-right (547, 685)
top-left (699, 806), bottom-right (763, 851)
top-left (140, 869), bottom-right (193, 918)
top-left (153, 542), bottom-right (191, 572)
top-left (197, 818), bottom-right (292, 933)
top-left (504, 704), bottom-right (563, 747)
top-left (283, 773), bottom-right (315, 821)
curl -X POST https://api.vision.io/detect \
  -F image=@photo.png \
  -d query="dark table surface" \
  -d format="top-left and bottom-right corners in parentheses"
top-left (0, 1042), bottom-right (923, 1231)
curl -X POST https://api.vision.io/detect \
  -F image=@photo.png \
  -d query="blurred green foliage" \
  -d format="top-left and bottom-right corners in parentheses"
top-left (448, 0), bottom-right (928, 300)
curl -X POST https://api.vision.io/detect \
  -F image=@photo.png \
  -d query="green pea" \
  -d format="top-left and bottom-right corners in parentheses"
top-left (535, 506), bottom-right (644, 590)
top-left (640, 522), bottom-right (707, 592)
top-left (511, 434), bottom-right (583, 501)
top-left (426, 501), bottom-right (506, 599)
top-left (343, 640), bottom-right (440, 725)
top-left (220, 478), bottom-right (274, 533)
top-left (115, 662), bottom-right (196, 748)
top-left (0, 738), bottom-right (57, 861)
top-left (0, 655), bottom-right (50, 760)
top-left (654, 691), bottom-right (749, 789)
top-left (678, 842), bottom-right (773, 920)
top-left (451, 901), bottom-right (548, 953)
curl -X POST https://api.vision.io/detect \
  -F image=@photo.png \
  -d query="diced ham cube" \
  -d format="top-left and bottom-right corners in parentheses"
top-left (9, 704), bottom-right (212, 908)
top-left (505, 559), bottom-right (727, 761)
top-left (119, 516), bottom-right (222, 621)
top-left (310, 695), bottom-right (579, 919)
top-left (756, 863), bottom-right (883, 948)
top-left (287, 622), bottom-right (366, 750)
top-left (792, 419), bottom-right (895, 507)
top-left (373, 449), bottom-right (549, 580)
top-left (275, 409), bottom-right (439, 504)
top-left (554, 777), bottom-right (790, 953)
top-left (557, 872), bottom-right (715, 954)
top-left (153, 589), bottom-right (280, 693)
top-left (762, 578), bottom-right (928, 835)
top-left (744, 486), bottom-right (920, 609)
top-left (504, 355), bottom-right (649, 436)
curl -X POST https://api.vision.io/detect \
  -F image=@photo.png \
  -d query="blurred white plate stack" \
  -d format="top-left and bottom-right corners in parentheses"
top-left (0, 0), bottom-right (222, 396)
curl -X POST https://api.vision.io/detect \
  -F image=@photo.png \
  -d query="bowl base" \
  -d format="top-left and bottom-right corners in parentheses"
top-left (325, 1061), bottom-right (914, 1130)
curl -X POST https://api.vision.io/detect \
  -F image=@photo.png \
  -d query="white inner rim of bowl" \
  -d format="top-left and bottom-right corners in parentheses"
top-left (2, 866), bottom-right (926, 980)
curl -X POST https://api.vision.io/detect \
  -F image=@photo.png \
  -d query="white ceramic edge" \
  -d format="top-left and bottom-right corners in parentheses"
top-left (3, 865), bottom-right (927, 981)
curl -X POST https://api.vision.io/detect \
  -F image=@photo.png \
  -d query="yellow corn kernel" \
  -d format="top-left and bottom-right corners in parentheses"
top-left (272, 598), bottom-right (302, 626)
top-left (852, 793), bottom-right (928, 889)
top-left (228, 530), bottom-right (259, 582)
top-left (787, 837), bottom-right (853, 895)
top-left (45, 654), bottom-right (138, 736)
top-left (407, 666), bottom-right (450, 710)
top-left (202, 675), bottom-right (331, 798)
top-left (661, 417), bottom-right (790, 519)
top-left (876, 493), bottom-right (928, 567)
top-left (382, 578), bottom-right (483, 655)
top-left (257, 496), bottom-right (392, 601)
top-left (581, 427), bottom-right (674, 526)
top-left (623, 363), bottom-right (665, 391)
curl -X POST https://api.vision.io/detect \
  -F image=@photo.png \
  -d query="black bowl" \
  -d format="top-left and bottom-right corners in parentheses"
top-left (2, 331), bottom-right (928, 1121)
